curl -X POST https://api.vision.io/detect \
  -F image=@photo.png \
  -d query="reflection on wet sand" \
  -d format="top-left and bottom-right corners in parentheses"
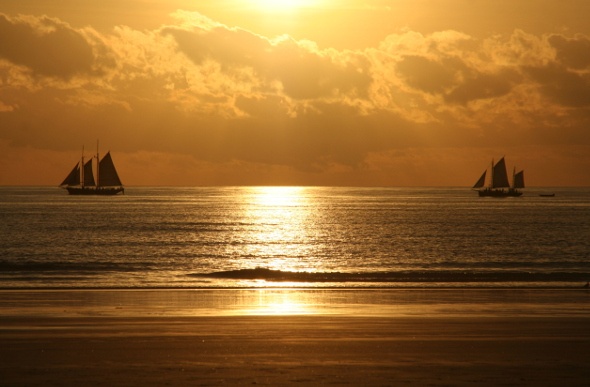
top-left (1, 289), bottom-right (589, 319)
top-left (241, 289), bottom-right (314, 315)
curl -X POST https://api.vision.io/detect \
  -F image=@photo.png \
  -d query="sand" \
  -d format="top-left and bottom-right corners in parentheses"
top-left (1, 289), bottom-right (590, 386)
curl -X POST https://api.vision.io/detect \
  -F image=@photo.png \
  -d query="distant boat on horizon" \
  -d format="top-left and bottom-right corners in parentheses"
top-left (473, 157), bottom-right (524, 197)
top-left (60, 143), bottom-right (124, 195)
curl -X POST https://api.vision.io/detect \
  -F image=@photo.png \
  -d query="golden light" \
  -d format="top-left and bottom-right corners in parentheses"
top-left (244, 290), bottom-right (314, 315)
top-left (249, 0), bottom-right (315, 13)
top-left (237, 186), bottom-right (318, 273)
top-left (252, 186), bottom-right (305, 207)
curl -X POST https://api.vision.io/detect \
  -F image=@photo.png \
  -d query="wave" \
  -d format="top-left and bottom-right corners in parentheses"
top-left (3, 262), bottom-right (588, 288)
top-left (0, 261), bottom-right (143, 273)
top-left (194, 267), bottom-right (590, 283)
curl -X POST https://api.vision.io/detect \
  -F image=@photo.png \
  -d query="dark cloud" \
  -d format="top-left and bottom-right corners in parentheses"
top-left (164, 26), bottom-right (371, 100)
top-left (549, 34), bottom-right (590, 70)
top-left (445, 72), bottom-right (514, 104)
top-left (396, 55), bottom-right (459, 93)
top-left (165, 26), bottom-right (267, 68)
top-left (396, 54), bottom-right (514, 104)
top-left (0, 14), bottom-right (96, 78)
top-left (526, 64), bottom-right (590, 107)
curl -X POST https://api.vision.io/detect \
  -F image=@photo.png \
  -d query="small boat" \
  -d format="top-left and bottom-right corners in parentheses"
top-left (60, 142), bottom-right (124, 195)
top-left (539, 193), bottom-right (555, 197)
top-left (473, 157), bottom-right (524, 197)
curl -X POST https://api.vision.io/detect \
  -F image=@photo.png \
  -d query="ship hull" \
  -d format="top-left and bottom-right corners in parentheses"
top-left (478, 189), bottom-right (522, 197)
top-left (66, 186), bottom-right (124, 195)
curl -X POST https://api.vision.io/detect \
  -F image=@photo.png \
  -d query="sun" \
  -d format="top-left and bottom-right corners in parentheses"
top-left (251, 0), bottom-right (312, 12)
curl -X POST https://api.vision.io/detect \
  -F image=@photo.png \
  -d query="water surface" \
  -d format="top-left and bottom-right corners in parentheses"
top-left (1, 186), bottom-right (589, 288)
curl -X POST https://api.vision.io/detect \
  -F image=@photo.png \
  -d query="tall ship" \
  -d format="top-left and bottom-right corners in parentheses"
top-left (60, 143), bottom-right (124, 195)
top-left (473, 157), bottom-right (524, 197)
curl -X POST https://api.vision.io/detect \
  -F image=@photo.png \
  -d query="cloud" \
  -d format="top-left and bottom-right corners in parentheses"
top-left (395, 55), bottom-right (460, 94)
top-left (518, 34), bottom-right (590, 108)
top-left (445, 71), bottom-right (515, 104)
top-left (525, 64), bottom-right (590, 107)
top-left (0, 100), bottom-right (16, 112)
top-left (0, 13), bottom-right (108, 79)
top-left (1, 10), bottom-right (590, 185)
top-left (163, 14), bottom-right (372, 101)
top-left (549, 34), bottom-right (590, 70)
top-left (377, 28), bottom-right (590, 129)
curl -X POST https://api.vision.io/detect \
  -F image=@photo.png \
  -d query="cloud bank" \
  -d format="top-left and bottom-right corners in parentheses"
top-left (1, 10), bottom-right (589, 185)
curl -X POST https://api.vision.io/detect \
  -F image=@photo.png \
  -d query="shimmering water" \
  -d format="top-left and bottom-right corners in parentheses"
top-left (1, 186), bottom-right (589, 288)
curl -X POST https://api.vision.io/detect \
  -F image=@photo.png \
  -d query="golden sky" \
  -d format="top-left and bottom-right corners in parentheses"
top-left (1, 0), bottom-right (590, 186)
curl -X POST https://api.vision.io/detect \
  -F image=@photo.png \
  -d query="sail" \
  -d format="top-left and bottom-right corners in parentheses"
top-left (513, 170), bottom-right (525, 189)
top-left (98, 152), bottom-right (123, 187)
top-left (83, 159), bottom-right (95, 186)
top-left (60, 163), bottom-right (80, 186)
top-left (473, 171), bottom-right (486, 188)
top-left (492, 157), bottom-right (510, 188)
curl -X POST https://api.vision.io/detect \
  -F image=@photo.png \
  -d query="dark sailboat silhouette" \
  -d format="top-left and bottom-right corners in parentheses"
top-left (473, 157), bottom-right (524, 197)
top-left (60, 143), bottom-right (124, 195)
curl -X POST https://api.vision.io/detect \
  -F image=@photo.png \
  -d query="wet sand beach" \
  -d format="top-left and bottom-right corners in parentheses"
top-left (1, 289), bottom-right (590, 386)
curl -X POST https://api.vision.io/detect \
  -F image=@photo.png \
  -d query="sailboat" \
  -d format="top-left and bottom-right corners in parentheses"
top-left (60, 143), bottom-right (124, 195)
top-left (473, 157), bottom-right (524, 197)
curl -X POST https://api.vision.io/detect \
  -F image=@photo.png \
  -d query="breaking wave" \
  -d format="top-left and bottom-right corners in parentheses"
top-left (194, 267), bottom-right (589, 284)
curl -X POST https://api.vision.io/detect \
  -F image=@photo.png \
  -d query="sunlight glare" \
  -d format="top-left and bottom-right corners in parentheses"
top-left (238, 186), bottom-right (317, 273)
top-left (251, 0), bottom-right (314, 12)
top-left (253, 186), bottom-right (305, 207)
top-left (246, 290), bottom-right (314, 315)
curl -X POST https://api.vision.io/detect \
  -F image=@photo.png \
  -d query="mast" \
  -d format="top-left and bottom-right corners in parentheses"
top-left (81, 146), bottom-right (85, 188)
top-left (96, 140), bottom-right (100, 188)
top-left (490, 158), bottom-right (494, 188)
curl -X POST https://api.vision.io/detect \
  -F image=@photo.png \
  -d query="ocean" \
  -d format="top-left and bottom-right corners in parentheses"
top-left (1, 186), bottom-right (589, 289)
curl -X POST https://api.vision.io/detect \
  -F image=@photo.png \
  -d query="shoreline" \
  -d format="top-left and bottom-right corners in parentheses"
top-left (2, 288), bottom-right (589, 318)
top-left (1, 283), bottom-right (588, 290)
top-left (2, 289), bottom-right (590, 385)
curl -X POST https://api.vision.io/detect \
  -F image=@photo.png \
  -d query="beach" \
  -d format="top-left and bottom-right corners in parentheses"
top-left (2, 289), bottom-right (590, 386)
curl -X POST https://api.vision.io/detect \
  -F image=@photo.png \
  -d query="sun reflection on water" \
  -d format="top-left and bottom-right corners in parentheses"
top-left (250, 186), bottom-right (306, 207)
top-left (238, 186), bottom-right (318, 273)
